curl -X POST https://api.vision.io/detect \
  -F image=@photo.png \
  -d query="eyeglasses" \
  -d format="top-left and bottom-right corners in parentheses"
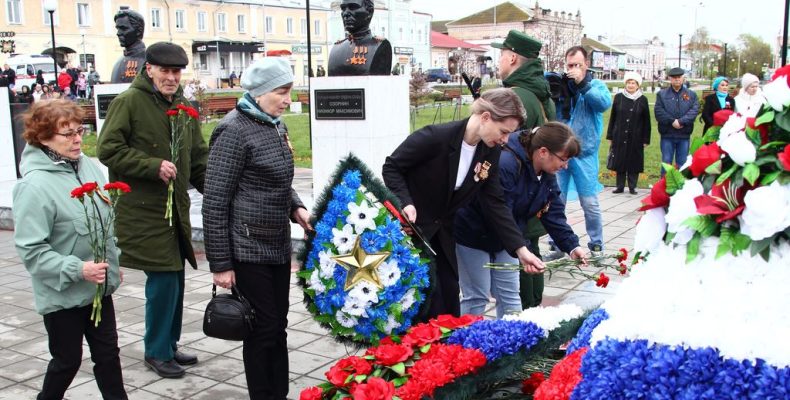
top-left (565, 63), bottom-right (582, 70)
top-left (550, 150), bottom-right (569, 163)
top-left (54, 127), bottom-right (85, 140)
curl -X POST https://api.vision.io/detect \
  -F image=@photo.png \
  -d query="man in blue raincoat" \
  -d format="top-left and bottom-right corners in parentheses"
top-left (554, 46), bottom-right (612, 253)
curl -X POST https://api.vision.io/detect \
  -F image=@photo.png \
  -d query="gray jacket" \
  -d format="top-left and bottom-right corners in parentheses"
top-left (202, 109), bottom-right (304, 271)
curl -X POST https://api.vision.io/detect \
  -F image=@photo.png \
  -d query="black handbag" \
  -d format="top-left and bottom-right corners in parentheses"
top-left (203, 284), bottom-right (255, 341)
top-left (606, 147), bottom-right (616, 170)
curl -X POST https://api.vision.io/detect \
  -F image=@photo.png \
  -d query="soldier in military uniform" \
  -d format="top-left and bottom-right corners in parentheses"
top-left (110, 10), bottom-right (146, 83)
top-left (328, 0), bottom-right (392, 76)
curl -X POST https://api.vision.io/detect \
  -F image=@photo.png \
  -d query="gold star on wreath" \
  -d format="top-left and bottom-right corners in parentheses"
top-left (332, 236), bottom-right (391, 291)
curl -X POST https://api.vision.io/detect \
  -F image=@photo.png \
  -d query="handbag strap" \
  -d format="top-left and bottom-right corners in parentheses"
top-left (211, 284), bottom-right (256, 317)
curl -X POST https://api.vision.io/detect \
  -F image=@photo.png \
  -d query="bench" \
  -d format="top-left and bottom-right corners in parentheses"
top-left (296, 92), bottom-right (310, 105)
top-left (437, 88), bottom-right (462, 102)
top-left (81, 104), bottom-right (97, 129)
top-left (203, 96), bottom-right (238, 116)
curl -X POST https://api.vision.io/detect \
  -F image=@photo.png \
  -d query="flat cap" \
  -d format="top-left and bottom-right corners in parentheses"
top-left (668, 67), bottom-right (685, 77)
top-left (146, 42), bottom-right (188, 68)
top-left (491, 30), bottom-right (542, 59)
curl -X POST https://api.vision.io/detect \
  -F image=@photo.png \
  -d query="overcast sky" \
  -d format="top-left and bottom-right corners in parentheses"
top-left (411, 0), bottom-right (786, 51)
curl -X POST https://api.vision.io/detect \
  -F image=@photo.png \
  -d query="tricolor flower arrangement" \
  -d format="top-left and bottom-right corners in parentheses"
top-left (298, 155), bottom-right (430, 345)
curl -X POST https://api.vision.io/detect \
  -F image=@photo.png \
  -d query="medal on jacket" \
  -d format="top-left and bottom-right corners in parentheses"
top-left (348, 46), bottom-right (368, 65)
top-left (473, 161), bottom-right (491, 182)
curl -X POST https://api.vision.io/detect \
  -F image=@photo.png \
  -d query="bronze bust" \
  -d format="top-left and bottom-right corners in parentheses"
top-left (328, 0), bottom-right (392, 76)
top-left (110, 10), bottom-right (146, 83)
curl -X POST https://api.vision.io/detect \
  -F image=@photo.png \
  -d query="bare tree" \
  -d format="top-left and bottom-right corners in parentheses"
top-left (534, 17), bottom-right (583, 72)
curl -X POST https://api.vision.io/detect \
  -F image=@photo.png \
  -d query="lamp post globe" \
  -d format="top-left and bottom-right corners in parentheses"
top-left (44, 0), bottom-right (58, 77)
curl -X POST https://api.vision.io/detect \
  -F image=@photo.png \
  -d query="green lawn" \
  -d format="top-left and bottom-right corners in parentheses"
top-left (84, 91), bottom-right (705, 188)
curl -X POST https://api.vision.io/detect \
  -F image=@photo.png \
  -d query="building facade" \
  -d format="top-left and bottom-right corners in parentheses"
top-left (612, 35), bottom-right (666, 80)
top-left (0, 0), bottom-right (333, 88)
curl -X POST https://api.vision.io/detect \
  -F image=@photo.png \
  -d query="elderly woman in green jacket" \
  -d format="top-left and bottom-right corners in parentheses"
top-left (13, 99), bottom-right (126, 400)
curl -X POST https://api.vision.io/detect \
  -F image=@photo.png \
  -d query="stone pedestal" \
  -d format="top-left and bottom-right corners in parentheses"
top-left (93, 83), bottom-right (131, 135)
top-left (310, 75), bottom-right (409, 198)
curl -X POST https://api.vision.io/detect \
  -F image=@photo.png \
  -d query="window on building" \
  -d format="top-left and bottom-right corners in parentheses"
top-left (237, 14), bottom-right (246, 33)
top-left (6, 0), bottom-right (21, 24)
top-left (313, 19), bottom-right (320, 36)
top-left (417, 29), bottom-right (422, 44)
top-left (150, 8), bottom-right (161, 28)
top-left (286, 17), bottom-right (293, 34)
top-left (381, 26), bottom-right (385, 36)
top-left (301, 18), bottom-right (307, 36)
top-left (77, 3), bottom-right (89, 26)
top-left (265, 16), bottom-right (273, 33)
top-left (399, 27), bottom-right (403, 40)
top-left (217, 12), bottom-right (227, 32)
top-left (199, 54), bottom-right (209, 71)
top-left (175, 10), bottom-right (185, 30)
top-left (197, 11), bottom-right (206, 31)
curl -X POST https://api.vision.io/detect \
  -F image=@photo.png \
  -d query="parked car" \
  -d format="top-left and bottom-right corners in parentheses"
top-left (425, 68), bottom-right (452, 83)
top-left (5, 54), bottom-right (57, 88)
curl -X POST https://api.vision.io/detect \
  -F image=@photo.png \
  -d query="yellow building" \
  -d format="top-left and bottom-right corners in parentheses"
top-left (0, 0), bottom-right (331, 88)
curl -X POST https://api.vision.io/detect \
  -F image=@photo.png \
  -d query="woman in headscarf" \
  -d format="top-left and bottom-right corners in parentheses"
top-left (606, 71), bottom-right (651, 194)
top-left (701, 76), bottom-right (735, 133)
top-left (734, 73), bottom-right (766, 118)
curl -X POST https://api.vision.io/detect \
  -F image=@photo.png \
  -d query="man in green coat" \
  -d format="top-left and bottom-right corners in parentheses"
top-left (493, 30), bottom-right (556, 309)
top-left (97, 42), bottom-right (209, 378)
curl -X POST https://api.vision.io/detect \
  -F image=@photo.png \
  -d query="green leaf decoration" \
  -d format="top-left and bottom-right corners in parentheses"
top-left (704, 160), bottom-right (722, 175)
top-left (701, 126), bottom-right (721, 143)
top-left (755, 155), bottom-right (779, 167)
top-left (775, 107), bottom-right (790, 132)
top-left (390, 362), bottom-right (406, 376)
top-left (683, 215), bottom-right (718, 237)
top-left (354, 374), bottom-right (367, 383)
top-left (716, 228), bottom-right (733, 259)
top-left (745, 127), bottom-right (762, 146)
top-left (716, 163), bottom-right (739, 185)
top-left (732, 232), bottom-right (752, 255)
top-left (751, 238), bottom-right (773, 258)
top-left (755, 109), bottom-right (775, 126)
top-left (689, 136), bottom-right (704, 155)
top-left (331, 391), bottom-right (347, 400)
top-left (759, 141), bottom-right (787, 150)
top-left (419, 344), bottom-right (431, 353)
top-left (663, 163), bottom-right (686, 195)
top-left (686, 233), bottom-right (701, 263)
top-left (761, 170), bottom-right (782, 185)
top-left (664, 231), bottom-right (677, 245)
top-left (742, 163), bottom-right (760, 186)
top-left (392, 377), bottom-right (408, 387)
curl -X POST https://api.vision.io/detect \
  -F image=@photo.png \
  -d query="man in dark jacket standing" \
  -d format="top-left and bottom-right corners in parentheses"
top-left (654, 67), bottom-right (699, 173)
top-left (492, 30), bottom-right (556, 309)
top-left (98, 42), bottom-right (209, 379)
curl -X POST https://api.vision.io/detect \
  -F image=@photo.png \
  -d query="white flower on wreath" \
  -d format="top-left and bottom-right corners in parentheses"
top-left (336, 310), bottom-right (358, 328)
top-left (634, 207), bottom-right (667, 254)
top-left (383, 315), bottom-right (401, 334)
top-left (347, 201), bottom-right (379, 233)
top-left (348, 281), bottom-right (379, 304)
top-left (401, 288), bottom-right (417, 311)
top-left (317, 250), bottom-right (336, 279)
top-left (665, 179), bottom-right (703, 245)
top-left (719, 130), bottom-right (756, 166)
top-left (719, 113), bottom-right (748, 142)
top-left (762, 74), bottom-right (790, 111)
top-left (377, 260), bottom-right (401, 287)
top-left (738, 181), bottom-right (790, 241)
top-left (332, 224), bottom-right (357, 253)
top-left (341, 295), bottom-right (370, 317)
top-left (679, 154), bottom-right (693, 173)
top-left (309, 270), bottom-right (326, 294)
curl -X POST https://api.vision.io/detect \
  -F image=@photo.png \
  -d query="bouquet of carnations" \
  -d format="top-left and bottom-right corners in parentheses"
top-left (164, 104), bottom-right (199, 226)
top-left (70, 181), bottom-right (131, 326)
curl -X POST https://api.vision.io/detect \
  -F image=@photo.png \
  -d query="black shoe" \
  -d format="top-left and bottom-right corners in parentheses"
top-left (612, 188), bottom-right (624, 194)
top-left (173, 350), bottom-right (198, 366)
top-left (144, 356), bottom-right (185, 378)
top-left (629, 189), bottom-right (638, 195)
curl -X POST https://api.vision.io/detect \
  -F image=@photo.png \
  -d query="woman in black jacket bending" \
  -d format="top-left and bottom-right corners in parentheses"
top-left (202, 57), bottom-right (311, 400)
top-left (382, 88), bottom-right (545, 319)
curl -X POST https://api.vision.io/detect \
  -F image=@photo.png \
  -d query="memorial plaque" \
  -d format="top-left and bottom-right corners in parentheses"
top-left (314, 89), bottom-right (366, 120)
top-left (97, 94), bottom-right (119, 119)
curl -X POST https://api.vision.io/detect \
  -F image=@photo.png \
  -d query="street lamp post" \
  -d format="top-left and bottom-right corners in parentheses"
top-left (44, 0), bottom-right (58, 78)
top-left (723, 43), bottom-right (728, 77)
top-left (678, 34), bottom-right (683, 68)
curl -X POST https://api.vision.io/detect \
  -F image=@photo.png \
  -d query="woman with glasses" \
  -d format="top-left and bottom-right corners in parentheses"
top-left (383, 88), bottom-right (545, 319)
top-left (454, 122), bottom-right (587, 317)
top-left (13, 99), bottom-right (127, 400)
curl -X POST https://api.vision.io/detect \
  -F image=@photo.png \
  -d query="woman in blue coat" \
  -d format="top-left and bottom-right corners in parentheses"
top-left (455, 122), bottom-right (587, 317)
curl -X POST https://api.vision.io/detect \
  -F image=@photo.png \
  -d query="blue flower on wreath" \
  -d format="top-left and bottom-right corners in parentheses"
top-left (342, 170), bottom-right (362, 189)
top-left (566, 308), bottom-right (609, 354)
top-left (447, 320), bottom-right (544, 362)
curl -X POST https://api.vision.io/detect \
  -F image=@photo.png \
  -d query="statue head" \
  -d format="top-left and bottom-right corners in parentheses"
top-left (114, 10), bottom-right (145, 48)
top-left (340, 0), bottom-right (374, 36)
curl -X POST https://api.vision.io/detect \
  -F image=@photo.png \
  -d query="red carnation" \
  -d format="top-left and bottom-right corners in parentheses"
top-left (449, 348), bottom-right (487, 376)
top-left (712, 109), bottom-right (734, 127)
top-left (177, 104), bottom-right (200, 119)
top-left (81, 182), bottom-right (99, 195)
top-left (406, 358), bottom-right (453, 395)
top-left (522, 372), bottom-right (546, 395)
top-left (103, 181), bottom-right (131, 193)
top-left (534, 348), bottom-right (588, 400)
top-left (401, 323), bottom-right (442, 347)
top-left (70, 186), bottom-right (85, 199)
top-left (618, 263), bottom-right (628, 275)
top-left (595, 273), bottom-right (609, 288)
top-left (639, 177), bottom-right (670, 211)
top-left (366, 344), bottom-right (413, 366)
top-left (378, 336), bottom-right (396, 346)
top-left (779, 144), bottom-right (790, 171)
top-left (690, 142), bottom-right (723, 177)
top-left (429, 314), bottom-right (482, 330)
top-left (746, 117), bottom-right (770, 145)
top-left (166, 109), bottom-right (179, 117)
top-left (394, 380), bottom-right (425, 400)
top-left (616, 248), bottom-right (628, 263)
top-left (349, 377), bottom-right (395, 400)
top-left (299, 386), bottom-right (323, 400)
top-left (325, 356), bottom-right (372, 387)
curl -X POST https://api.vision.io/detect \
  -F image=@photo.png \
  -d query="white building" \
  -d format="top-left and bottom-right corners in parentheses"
top-left (612, 35), bottom-right (666, 80)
